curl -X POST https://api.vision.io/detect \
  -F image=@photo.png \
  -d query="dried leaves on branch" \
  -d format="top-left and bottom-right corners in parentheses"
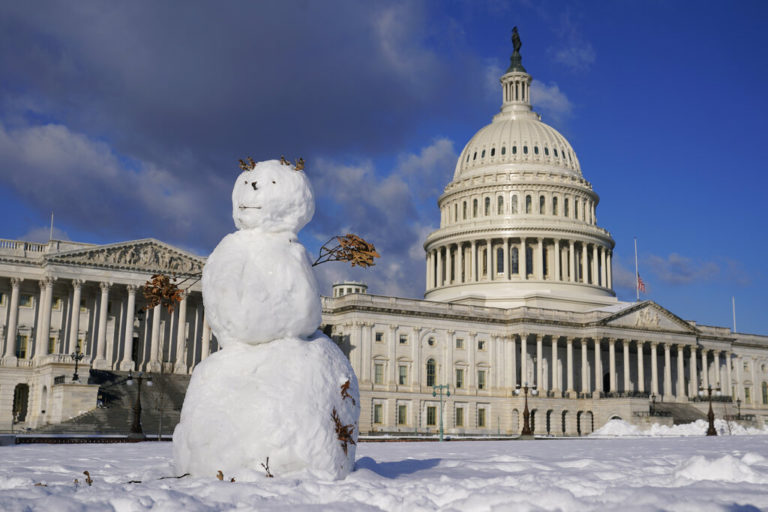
top-left (143, 274), bottom-right (184, 313)
top-left (331, 408), bottom-right (356, 455)
top-left (313, 234), bottom-right (380, 268)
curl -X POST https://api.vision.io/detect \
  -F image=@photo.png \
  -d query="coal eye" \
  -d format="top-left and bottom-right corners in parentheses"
top-left (272, 180), bottom-right (276, 184)
top-left (251, 182), bottom-right (258, 190)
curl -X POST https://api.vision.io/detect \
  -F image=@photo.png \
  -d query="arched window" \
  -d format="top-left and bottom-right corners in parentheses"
top-left (526, 245), bottom-right (533, 276)
top-left (512, 146), bottom-right (517, 155)
top-left (426, 359), bottom-right (436, 387)
top-left (511, 247), bottom-right (519, 274)
top-left (466, 154), bottom-right (470, 162)
top-left (552, 197), bottom-right (558, 216)
top-left (497, 247), bottom-right (504, 274)
top-left (762, 382), bottom-right (767, 404)
top-left (490, 147), bottom-right (495, 157)
top-left (484, 197), bottom-right (490, 216)
top-left (481, 149), bottom-right (486, 158)
top-left (501, 146), bottom-right (506, 155)
top-left (525, 195), bottom-right (532, 214)
top-left (497, 196), bottom-right (504, 215)
top-left (473, 199), bottom-right (478, 217)
top-left (523, 146), bottom-right (529, 154)
top-left (539, 195), bottom-right (545, 214)
top-left (462, 201), bottom-right (467, 220)
top-left (564, 198), bottom-right (569, 217)
top-left (511, 195), bottom-right (518, 214)
top-left (534, 146), bottom-right (539, 155)
top-left (544, 147), bottom-right (549, 156)
top-left (473, 152), bottom-right (477, 160)
top-left (582, 200), bottom-right (587, 221)
top-left (453, 204), bottom-right (457, 222)
top-left (554, 148), bottom-right (559, 157)
top-left (574, 200), bottom-right (579, 219)
top-left (482, 249), bottom-right (487, 275)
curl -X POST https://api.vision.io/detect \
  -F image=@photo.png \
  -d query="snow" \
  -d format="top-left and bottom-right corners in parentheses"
top-left (591, 418), bottom-right (768, 437)
top-left (3, 436), bottom-right (768, 511)
top-left (173, 334), bottom-right (360, 480)
top-left (180, 159), bottom-right (360, 480)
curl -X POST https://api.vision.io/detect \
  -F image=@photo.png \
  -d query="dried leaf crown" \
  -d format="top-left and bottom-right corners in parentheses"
top-left (238, 156), bottom-right (304, 172)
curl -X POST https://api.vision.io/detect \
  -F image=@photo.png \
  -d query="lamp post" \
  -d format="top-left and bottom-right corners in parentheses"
top-left (127, 371), bottom-right (153, 438)
top-left (70, 349), bottom-right (85, 382)
top-left (432, 384), bottom-right (450, 442)
top-left (698, 383), bottom-right (721, 436)
top-left (736, 398), bottom-right (742, 420)
top-left (514, 382), bottom-right (538, 437)
top-left (650, 394), bottom-right (656, 415)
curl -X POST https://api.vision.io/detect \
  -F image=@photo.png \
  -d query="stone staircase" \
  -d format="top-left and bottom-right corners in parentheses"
top-left (33, 370), bottom-right (190, 437)
top-left (652, 402), bottom-right (707, 425)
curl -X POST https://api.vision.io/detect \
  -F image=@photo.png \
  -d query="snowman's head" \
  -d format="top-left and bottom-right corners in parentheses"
top-left (232, 159), bottom-right (315, 233)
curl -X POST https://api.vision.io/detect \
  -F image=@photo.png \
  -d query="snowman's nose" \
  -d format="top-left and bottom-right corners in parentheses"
top-left (251, 182), bottom-right (258, 191)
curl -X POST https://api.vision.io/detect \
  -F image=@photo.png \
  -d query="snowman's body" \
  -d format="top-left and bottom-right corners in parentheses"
top-left (174, 160), bottom-right (360, 480)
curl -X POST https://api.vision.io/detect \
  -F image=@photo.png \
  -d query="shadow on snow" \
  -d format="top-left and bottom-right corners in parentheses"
top-left (354, 456), bottom-right (441, 479)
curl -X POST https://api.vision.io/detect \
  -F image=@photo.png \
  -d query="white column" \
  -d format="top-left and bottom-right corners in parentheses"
top-left (457, 243), bottom-right (464, 284)
top-left (581, 244), bottom-right (588, 283)
top-left (520, 333), bottom-right (528, 385)
top-left (566, 337), bottom-right (574, 395)
top-left (502, 238), bottom-right (509, 279)
top-left (637, 341), bottom-right (645, 393)
top-left (580, 338), bottom-right (589, 393)
top-left (34, 277), bottom-right (55, 359)
top-left (445, 245), bottom-right (452, 285)
top-left (608, 338), bottom-right (616, 393)
top-left (592, 245), bottom-right (598, 285)
top-left (689, 346), bottom-right (698, 396)
top-left (568, 240), bottom-right (575, 282)
top-left (425, 252), bottom-right (431, 290)
top-left (537, 239), bottom-right (544, 280)
top-left (486, 239), bottom-right (493, 281)
top-left (593, 338), bottom-right (602, 394)
top-left (3, 278), bottom-right (22, 361)
top-left (551, 336), bottom-right (559, 392)
top-left (521, 238), bottom-right (528, 280)
top-left (676, 344), bottom-right (686, 400)
top-left (735, 355), bottom-right (743, 400)
top-left (509, 336), bottom-right (517, 388)
top-left (701, 349), bottom-right (709, 389)
top-left (536, 334), bottom-right (544, 390)
top-left (600, 247), bottom-right (607, 287)
top-left (174, 292), bottom-right (188, 374)
top-left (147, 304), bottom-right (162, 372)
top-left (650, 342), bottom-right (659, 396)
top-left (436, 247), bottom-right (443, 287)
top-left (622, 339), bottom-right (630, 392)
top-left (470, 241), bottom-right (477, 282)
top-left (607, 250), bottom-right (613, 288)
top-left (67, 280), bottom-right (83, 354)
top-left (119, 285), bottom-right (137, 371)
top-left (554, 239), bottom-right (561, 281)
top-left (93, 281), bottom-right (110, 368)
top-left (725, 351), bottom-right (733, 397)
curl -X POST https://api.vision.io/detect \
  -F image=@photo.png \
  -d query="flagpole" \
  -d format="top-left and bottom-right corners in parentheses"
top-left (49, 211), bottom-right (54, 242)
top-left (634, 237), bottom-right (639, 301)
top-left (732, 296), bottom-right (737, 332)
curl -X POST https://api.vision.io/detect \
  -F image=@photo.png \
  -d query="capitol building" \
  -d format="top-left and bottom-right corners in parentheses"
top-left (1, 38), bottom-right (767, 436)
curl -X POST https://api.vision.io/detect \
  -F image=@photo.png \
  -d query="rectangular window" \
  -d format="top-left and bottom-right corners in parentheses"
top-left (374, 364), bottom-right (384, 385)
top-left (48, 337), bottom-right (56, 354)
top-left (373, 404), bottom-right (383, 424)
top-left (19, 294), bottom-right (33, 307)
top-left (456, 407), bottom-right (464, 427)
top-left (398, 365), bottom-right (408, 385)
top-left (478, 408), bottom-right (487, 427)
top-left (455, 338), bottom-right (464, 349)
top-left (427, 406), bottom-right (437, 426)
top-left (745, 387), bottom-right (751, 402)
top-left (397, 404), bottom-right (407, 425)
top-left (375, 332), bottom-right (383, 343)
top-left (477, 370), bottom-right (486, 390)
top-left (478, 340), bottom-right (486, 351)
top-left (455, 368), bottom-right (464, 389)
top-left (15, 335), bottom-right (28, 359)
top-left (399, 334), bottom-right (408, 345)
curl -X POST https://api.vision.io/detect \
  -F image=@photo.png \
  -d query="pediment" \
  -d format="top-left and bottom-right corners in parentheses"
top-left (46, 239), bottom-right (205, 276)
top-left (599, 301), bottom-right (698, 334)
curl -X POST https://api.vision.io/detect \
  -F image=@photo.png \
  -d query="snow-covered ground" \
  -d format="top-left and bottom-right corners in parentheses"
top-left (2, 428), bottom-right (768, 511)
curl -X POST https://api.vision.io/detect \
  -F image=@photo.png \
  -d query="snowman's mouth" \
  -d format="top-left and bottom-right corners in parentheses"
top-left (238, 205), bottom-right (262, 210)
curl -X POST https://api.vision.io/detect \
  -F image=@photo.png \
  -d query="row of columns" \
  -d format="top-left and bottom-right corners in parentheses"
top-left (1, 276), bottom-right (213, 374)
top-left (426, 238), bottom-right (612, 290)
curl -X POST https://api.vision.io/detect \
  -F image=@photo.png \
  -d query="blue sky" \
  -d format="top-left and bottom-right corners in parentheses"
top-left (1, 1), bottom-right (766, 334)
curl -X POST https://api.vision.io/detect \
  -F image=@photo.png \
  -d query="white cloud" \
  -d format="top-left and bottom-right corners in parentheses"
top-left (531, 80), bottom-right (573, 125)
top-left (18, 225), bottom-right (70, 243)
top-left (646, 253), bottom-right (720, 285)
top-left (548, 12), bottom-right (596, 72)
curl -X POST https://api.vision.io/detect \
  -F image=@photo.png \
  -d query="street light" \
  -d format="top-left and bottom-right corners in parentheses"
top-left (127, 371), bottom-right (153, 438)
top-left (514, 382), bottom-right (538, 437)
top-left (70, 349), bottom-right (85, 382)
top-left (650, 394), bottom-right (657, 415)
top-left (736, 398), bottom-right (742, 420)
top-left (432, 384), bottom-right (451, 442)
top-left (698, 383), bottom-right (721, 436)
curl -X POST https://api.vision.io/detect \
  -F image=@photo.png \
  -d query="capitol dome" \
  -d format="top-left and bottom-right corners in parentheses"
top-left (424, 34), bottom-right (616, 312)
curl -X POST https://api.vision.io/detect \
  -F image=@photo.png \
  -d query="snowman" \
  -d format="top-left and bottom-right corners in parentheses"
top-left (173, 159), bottom-right (360, 480)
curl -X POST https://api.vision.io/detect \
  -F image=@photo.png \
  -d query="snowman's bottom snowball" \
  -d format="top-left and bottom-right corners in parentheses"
top-left (173, 333), bottom-right (360, 480)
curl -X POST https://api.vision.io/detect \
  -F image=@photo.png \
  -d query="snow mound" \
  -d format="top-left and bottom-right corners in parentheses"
top-left (173, 333), bottom-right (360, 480)
top-left (591, 419), bottom-right (768, 437)
top-left (675, 454), bottom-right (767, 483)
